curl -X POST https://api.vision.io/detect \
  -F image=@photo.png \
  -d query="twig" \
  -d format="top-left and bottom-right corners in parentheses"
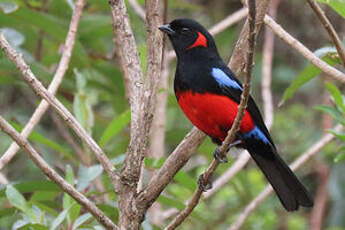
top-left (0, 31), bottom-right (119, 191)
top-left (50, 111), bottom-right (89, 166)
top-left (128, 0), bottom-right (146, 21)
top-left (306, 0), bottom-right (345, 67)
top-left (228, 0), bottom-right (270, 76)
top-left (309, 161), bottom-right (329, 230)
top-left (0, 172), bottom-right (8, 184)
top-left (228, 124), bottom-right (343, 230)
top-left (0, 0), bottom-right (85, 170)
top-left (264, 15), bottom-right (345, 83)
top-left (163, 1), bottom-right (257, 229)
top-left (0, 116), bottom-right (118, 230)
top-left (137, 127), bottom-right (206, 208)
top-left (261, 0), bottom-right (279, 128)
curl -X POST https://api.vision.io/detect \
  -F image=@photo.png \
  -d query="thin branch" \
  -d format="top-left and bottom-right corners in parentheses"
top-left (228, 124), bottom-right (343, 230)
top-left (137, 127), bottom-right (206, 208)
top-left (163, 1), bottom-right (257, 229)
top-left (309, 161), bottom-right (329, 230)
top-left (128, 0), bottom-right (146, 21)
top-left (306, 0), bottom-right (345, 67)
top-left (0, 116), bottom-right (118, 230)
top-left (0, 0), bottom-right (85, 170)
top-left (50, 111), bottom-right (89, 166)
top-left (228, 0), bottom-right (270, 76)
top-left (0, 31), bottom-right (119, 191)
top-left (264, 15), bottom-right (345, 83)
top-left (0, 172), bottom-right (8, 184)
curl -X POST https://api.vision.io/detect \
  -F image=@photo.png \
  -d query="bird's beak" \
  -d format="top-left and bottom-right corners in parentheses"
top-left (158, 24), bottom-right (175, 35)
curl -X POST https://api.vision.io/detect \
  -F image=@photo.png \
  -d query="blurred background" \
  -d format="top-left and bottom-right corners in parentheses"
top-left (0, 0), bottom-right (345, 229)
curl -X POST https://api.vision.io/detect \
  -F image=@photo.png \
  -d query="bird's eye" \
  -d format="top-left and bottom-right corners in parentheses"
top-left (181, 27), bottom-right (190, 33)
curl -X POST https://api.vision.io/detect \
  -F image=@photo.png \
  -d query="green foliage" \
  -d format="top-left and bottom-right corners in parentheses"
top-left (317, 0), bottom-right (345, 18)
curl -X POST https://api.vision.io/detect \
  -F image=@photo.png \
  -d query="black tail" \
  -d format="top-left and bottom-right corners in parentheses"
top-left (246, 143), bottom-right (313, 211)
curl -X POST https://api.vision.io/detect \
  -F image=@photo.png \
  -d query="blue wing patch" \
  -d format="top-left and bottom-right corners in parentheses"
top-left (243, 126), bottom-right (270, 144)
top-left (211, 68), bottom-right (242, 90)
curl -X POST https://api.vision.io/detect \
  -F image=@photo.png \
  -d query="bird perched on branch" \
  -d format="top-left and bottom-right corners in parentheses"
top-left (159, 18), bottom-right (313, 211)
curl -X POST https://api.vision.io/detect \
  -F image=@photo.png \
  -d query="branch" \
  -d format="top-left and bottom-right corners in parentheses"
top-left (228, 0), bottom-right (270, 75)
top-left (306, 0), bottom-right (345, 67)
top-left (264, 15), bottom-right (345, 83)
top-left (128, 0), bottom-right (146, 21)
top-left (228, 124), bottom-right (343, 230)
top-left (0, 31), bottom-right (119, 191)
top-left (0, 0), bottom-right (85, 170)
top-left (163, 1), bottom-right (257, 229)
top-left (0, 116), bottom-right (118, 230)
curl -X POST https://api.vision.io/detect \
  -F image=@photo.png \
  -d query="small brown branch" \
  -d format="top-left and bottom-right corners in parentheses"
top-left (228, 124), bottom-right (343, 230)
top-left (306, 0), bottom-right (345, 67)
top-left (0, 172), bottom-right (8, 184)
top-left (228, 0), bottom-right (270, 75)
top-left (264, 15), bottom-right (345, 83)
top-left (261, 0), bottom-right (279, 128)
top-left (0, 0), bottom-right (85, 170)
top-left (128, 0), bottom-right (146, 21)
top-left (0, 116), bottom-right (118, 230)
top-left (163, 1), bottom-right (257, 229)
top-left (0, 31), bottom-right (119, 191)
top-left (50, 111), bottom-right (89, 166)
top-left (137, 127), bottom-right (206, 209)
top-left (309, 161), bottom-right (329, 230)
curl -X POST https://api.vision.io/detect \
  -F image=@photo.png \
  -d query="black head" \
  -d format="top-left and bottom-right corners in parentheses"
top-left (159, 18), bottom-right (218, 58)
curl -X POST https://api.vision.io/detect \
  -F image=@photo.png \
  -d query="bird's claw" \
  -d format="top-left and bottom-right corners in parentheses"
top-left (213, 148), bottom-right (228, 163)
top-left (198, 173), bottom-right (212, 192)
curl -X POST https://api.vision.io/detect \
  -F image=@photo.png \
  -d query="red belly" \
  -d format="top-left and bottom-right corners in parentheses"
top-left (176, 91), bottom-right (255, 141)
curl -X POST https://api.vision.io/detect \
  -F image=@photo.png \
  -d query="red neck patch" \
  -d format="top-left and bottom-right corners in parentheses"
top-left (186, 31), bottom-right (207, 50)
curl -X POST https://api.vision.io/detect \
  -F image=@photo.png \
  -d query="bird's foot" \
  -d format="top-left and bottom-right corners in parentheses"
top-left (213, 147), bottom-right (228, 163)
top-left (198, 173), bottom-right (212, 192)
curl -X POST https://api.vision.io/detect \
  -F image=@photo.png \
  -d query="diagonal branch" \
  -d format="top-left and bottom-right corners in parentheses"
top-left (264, 15), bottom-right (345, 83)
top-left (0, 0), bottom-right (85, 170)
top-left (306, 0), bottom-right (345, 67)
top-left (0, 116), bottom-right (118, 230)
top-left (163, 1), bottom-right (257, 229)
top-left (0, 31), bottom-right (119, 191)
top-left (228, 124), bottom-right (343, 230)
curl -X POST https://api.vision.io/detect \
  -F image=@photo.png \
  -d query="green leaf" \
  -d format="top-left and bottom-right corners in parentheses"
top-left (317, 0), bottom-right (345, 18)
top-left (73, 69), bottom-right (94, 134)
top-left (72, 213), bottom-right (92, 230)
top-left (99, 109), bottom-right (131, 147)
top-left (325, 82), bottom-right (345, 113)
top-left (6, 185), bottom-right (28, 212)
top-left (174, 171), bottom-right (197, 191)
top-left (315, 105), bottom-right (345, 125)
top-left (0, 1), bottom-right (18, 14)
top-left (9, 122), bottom-right (73, 160)
top-left (77, 164), bottom-right (103, 191)
top-left (0, 181), bottom-right (59, 198)
top-left (157, 195), bottom-right (185, 210)
top-left (280, 55), bottom-right (339, 105)
top-left (329, 130), bottom-right (345, 142)
top-left (334, 152), bottom-right (345, 163)
top-left (50, 208), bottom-right (70, 230)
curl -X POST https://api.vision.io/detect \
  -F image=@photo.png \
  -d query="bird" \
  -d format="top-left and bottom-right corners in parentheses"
top-left (159, 18), bottom-right (313, 211)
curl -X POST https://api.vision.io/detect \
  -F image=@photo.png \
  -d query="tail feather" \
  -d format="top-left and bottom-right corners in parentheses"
top-left (246, 144), bottom-right (313, 211)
